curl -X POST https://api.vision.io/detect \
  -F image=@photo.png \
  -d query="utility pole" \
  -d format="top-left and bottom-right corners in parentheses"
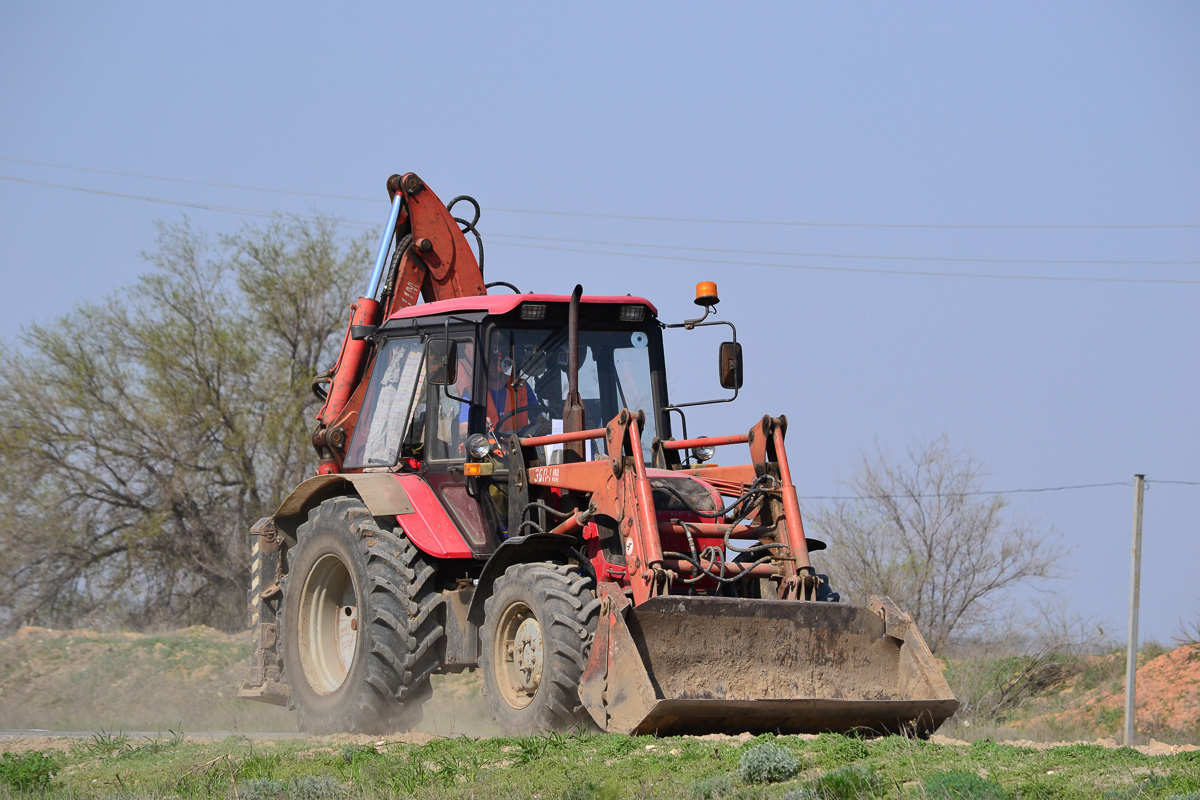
top-left (1124, 473), bottom-right (1145, 747)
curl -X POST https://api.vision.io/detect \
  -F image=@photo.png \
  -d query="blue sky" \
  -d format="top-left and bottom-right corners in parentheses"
top-left (2, 3), bottom-right (1197, 642)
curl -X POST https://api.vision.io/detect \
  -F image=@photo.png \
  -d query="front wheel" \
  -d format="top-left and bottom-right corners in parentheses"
top-left (479, 563), bottom-right (600, 734)
top-left (279, 497), bottom-right (442, 733)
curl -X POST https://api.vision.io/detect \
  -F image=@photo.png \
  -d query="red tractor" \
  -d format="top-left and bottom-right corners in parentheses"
top-left (239, 173), bottom-right (957, 735)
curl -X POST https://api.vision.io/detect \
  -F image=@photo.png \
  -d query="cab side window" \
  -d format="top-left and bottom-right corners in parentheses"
top-left (428, 340), bottom-right (476, 461)
top-left (344, 337), bottom-right (425, 468)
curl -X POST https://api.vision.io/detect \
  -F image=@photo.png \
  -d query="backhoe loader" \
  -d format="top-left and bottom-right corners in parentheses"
top-left (238, 172), bottom-right (958, 735)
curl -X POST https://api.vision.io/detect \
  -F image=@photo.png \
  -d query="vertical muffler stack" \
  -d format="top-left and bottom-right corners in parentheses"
top-left (580, 593), bottom-right (958, 736)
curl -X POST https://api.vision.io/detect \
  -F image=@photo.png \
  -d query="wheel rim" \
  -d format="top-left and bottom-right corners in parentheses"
top-left (297, 553), bottom-right (358, 694)
top-left (493, 600), bottom-right (544, 710)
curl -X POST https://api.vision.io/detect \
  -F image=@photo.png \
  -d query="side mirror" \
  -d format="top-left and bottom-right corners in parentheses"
top-left (718, 341), bottom-right (743, 390)
top-left (350, 324), bottom-right (377, 341)
top-left (427, 338), bottom-right (458, 386)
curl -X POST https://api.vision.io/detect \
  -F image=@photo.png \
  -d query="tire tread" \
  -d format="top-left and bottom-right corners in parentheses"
top-left (279, 498), bottom-right (443, 734)
top-left (479, 561), bottom-right (599, 733)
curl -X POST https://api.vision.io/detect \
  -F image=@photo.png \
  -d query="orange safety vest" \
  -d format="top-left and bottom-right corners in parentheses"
top-left (485, 381), bottom-right (533, 431)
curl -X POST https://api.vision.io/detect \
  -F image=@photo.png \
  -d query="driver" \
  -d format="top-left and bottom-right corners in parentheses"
top-left (486, 336), bottom-right (540, 433)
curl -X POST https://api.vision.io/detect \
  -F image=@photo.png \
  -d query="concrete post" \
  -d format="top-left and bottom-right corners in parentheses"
top-left (1124, 473), bottom-right (1145, 747)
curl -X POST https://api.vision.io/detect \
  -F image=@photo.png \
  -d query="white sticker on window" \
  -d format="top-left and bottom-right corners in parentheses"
top-left (631, 331), bottom-right (648, 348)
top-left (544, 418), bottom-right (564, 465)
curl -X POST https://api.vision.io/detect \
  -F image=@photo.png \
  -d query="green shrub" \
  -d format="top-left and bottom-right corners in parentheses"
top-left (339, 743), bottom-right (379, 763)
top-left (340, 743), bottom-right (384, 779)
top-left (561, 778), bottom-right (620, 800)
top-left (780, 789), bottom-right (818, 800)
top-left (806, 733), bottom-right (871, 769)
top-left (239, 777), bottom-right (287, 799)
top-left (924, 770), bottom-right (1007, 800)
top-left (827, 737), bottom-right (869, 762)
top-left (1103, 772), bottom-right (1200, 800)
top-left (78, 728), bottom-right (132, 758)
top-left (738, 741), bottom-right (799, 784)
top-left (691, 773), bottom-right (737, 799)
top-left (809, 764), bottom-right (881, 800)
top-left (0, 751), bottom-right (58, 791)
top-left (513, 732), bottom-right (570, 764)
top-left (239, 775), bottom-right (342, 800)
top-left (1142, 640), bottom-right (1170, 661)
top-left (288, 776), bottom-right (343, 799)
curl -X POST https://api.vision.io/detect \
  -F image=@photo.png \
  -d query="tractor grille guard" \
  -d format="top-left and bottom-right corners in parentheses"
top-left (518, 411), bottom-right (824, 604)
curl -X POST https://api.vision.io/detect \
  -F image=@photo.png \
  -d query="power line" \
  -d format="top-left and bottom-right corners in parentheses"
top-left (486, 206), bottom-right (1200, 231)
top-left (487, 240), bottom-right (1200, 285)
top-left (798, 480), bottom-right (1133, 500)
top-left (801, 478), bottom-right (1200, 500)
top-left (5, 156), bottom-right (1199, 230)
top-left (6, 173), bottom-right (1199, 285)
top-left (0, 174), bottom-right (377, 230)
top-left (0, 156), bottom-right (377, 203)
top-left (488, 232), bottom-right (1200, 267)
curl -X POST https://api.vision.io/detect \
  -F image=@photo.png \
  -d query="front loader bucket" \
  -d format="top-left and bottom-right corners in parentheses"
top-left (579, 594), bottom-right (957, 737)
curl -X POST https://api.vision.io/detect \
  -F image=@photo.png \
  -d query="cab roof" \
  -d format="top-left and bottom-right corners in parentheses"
top-left (385, 293), bottom-right (658, 322)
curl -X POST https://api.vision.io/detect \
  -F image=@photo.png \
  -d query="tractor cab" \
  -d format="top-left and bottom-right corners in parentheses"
top-left (336, 293), bottom-right (670, 556)
top-left (344, 293), bottom-right (666, 473)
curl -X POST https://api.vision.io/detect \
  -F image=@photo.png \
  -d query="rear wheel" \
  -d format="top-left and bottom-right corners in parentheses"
top-left (279, 497), bottom-right (442, 733)
top-left (480, 563), bottom-right (599, 733)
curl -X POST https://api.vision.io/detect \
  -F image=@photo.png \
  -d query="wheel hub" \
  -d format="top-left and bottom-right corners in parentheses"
top-left (495, 602), bottom-right (544, 709)
top-left (297, 553), bottom-right (359, 695)
top-left (513, 617), bottom-right (543, 691)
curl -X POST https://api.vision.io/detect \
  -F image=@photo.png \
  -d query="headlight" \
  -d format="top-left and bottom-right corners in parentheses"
top-left (619, 304), bottom-right (645, 322)
top-left (692, 445), bottom-right (716, 463)
top-left (466, 433), bottom-right (491, 460)
top-left (520, 303), bottom-right (547, 320)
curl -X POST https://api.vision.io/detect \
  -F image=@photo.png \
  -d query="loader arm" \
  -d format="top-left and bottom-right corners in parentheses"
top-left (518, 411), bottom-right (819, 605)
top-left (508, 407), bottom-right (959, 735)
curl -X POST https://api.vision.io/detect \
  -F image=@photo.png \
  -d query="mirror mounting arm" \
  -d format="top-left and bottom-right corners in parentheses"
top-left (427, 315), bottom-right (475, 407)
top-left (662, 317), bottom-right (742, 411)
top-left (680, 304), bottom-right (715, 330)
top-left (663, 303), bottom-right (716, 331)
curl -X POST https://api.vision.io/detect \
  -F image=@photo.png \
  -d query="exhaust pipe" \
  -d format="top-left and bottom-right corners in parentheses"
top-left (562, 284), bottom-right (585, 463)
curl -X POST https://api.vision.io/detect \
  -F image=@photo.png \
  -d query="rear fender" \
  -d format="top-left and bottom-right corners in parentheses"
top-left (272, 473), bottom-right (473, 559)
top-left (465, 533), bottom-right (593, 627)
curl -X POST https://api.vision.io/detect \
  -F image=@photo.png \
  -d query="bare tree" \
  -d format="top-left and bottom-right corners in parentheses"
top-left (809, 435), bottom-right (1063, 651)
top-left (0, 216), bottom-right (368, 633)
top-left (1174, 594), bottom-right (1200, 645)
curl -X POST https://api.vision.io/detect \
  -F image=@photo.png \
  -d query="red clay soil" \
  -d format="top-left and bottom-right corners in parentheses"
top-left (1047, 643), bottom-right (1200, 734)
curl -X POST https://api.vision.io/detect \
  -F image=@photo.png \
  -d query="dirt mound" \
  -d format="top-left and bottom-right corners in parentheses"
top-left (0, 625), bottom-right (296, 731)
top-left (0, 626), bottom-right (489, 735)
top-left (1034, 643), bottom-right (1200, 736)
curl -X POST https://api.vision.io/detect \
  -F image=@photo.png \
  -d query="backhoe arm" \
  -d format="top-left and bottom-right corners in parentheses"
top-left (311, 172), bottom-right (486, 473)
top-left (384, 173), bottom-right (487, 310)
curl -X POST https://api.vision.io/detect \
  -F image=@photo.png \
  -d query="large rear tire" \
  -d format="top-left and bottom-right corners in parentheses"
top-left (479, 563), bottom-right (599, 734)
top-left (279, 497), bottom-right (442, 733)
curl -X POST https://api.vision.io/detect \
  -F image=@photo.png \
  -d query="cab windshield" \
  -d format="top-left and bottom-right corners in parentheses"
top-left (488, 326), bottom-right (658, 464)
